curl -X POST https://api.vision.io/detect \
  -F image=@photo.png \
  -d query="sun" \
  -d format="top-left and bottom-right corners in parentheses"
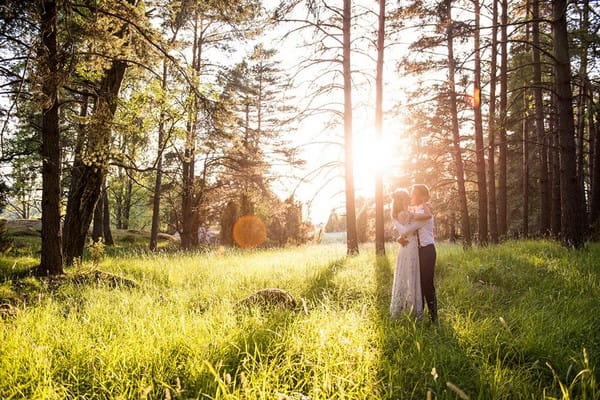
top-left (352, 129), bottom-right (403, 197)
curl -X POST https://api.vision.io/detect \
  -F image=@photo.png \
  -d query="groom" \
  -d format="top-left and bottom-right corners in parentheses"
top-left (411, 184), bottom-right (438, 323)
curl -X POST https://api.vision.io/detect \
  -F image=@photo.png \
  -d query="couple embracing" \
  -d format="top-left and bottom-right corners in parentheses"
top-left (389, 184), bottom-right (438, 323)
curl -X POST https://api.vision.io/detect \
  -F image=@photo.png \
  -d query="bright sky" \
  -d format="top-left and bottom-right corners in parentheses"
top-left (260, 0), bottom-right (413, 224)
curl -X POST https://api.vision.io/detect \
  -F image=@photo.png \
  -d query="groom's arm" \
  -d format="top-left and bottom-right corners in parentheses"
top-left (392, 218), bottom-right (427, 236)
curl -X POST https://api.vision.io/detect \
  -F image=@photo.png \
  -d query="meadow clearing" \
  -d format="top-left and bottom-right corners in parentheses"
top-left (0, 238), bottom-right (599, 399)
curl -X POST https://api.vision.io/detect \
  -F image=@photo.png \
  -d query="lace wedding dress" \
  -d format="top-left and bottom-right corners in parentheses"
top-left (390, 215), bottom-right (426, 319)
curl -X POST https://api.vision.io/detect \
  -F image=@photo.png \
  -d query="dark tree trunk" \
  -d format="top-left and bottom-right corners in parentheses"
top-left (102, 182), bottom-right (114, 245)
top-left (575, 0), bottom-right (589, 206)
top-left (550, 94), bottom-right (562, 236)
top-left (92, 190), bottom-right (103, 242)
top-left (589, 87), bottom-right (600, 230)
top-left (531, 0), bottom-right (550, 235)
top-left (487, 0), bottom-right (499, 243)
top-left (522, 110), bottom-right (529, 237)
top-left (343, 0), bottom-right (359, 255)
top-left (150, 61), bottom-right (168, 251)
top-left (122, 176), bottom-right (132, 230)
top-left (553, 0), bottom-right (587, 247)
top-left (374, 0), bottom-right (385, 255)
top-left (446, 0), bottom-right (471, 247)
top-left (38, 0), bottom-right (63, 275)
top-left (497, 0), bottom-right (508, 237)
top-left (473, 0), bottom-right (487, 245)
top-left (590, 87), bottom-right (600, 227)
top-left (181, 13), bottom-right (200, 250)
top-left (62, 60), bottom-right (127, 264)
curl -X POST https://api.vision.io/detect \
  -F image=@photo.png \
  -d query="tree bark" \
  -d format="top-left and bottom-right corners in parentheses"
top-left (575, 0), bottom-right (589, 206)
top-left (102, 182), bottom-right (114, 245)
top-left (343, 0), bottom-right (359, 255)
top-left (522, 108), bottom-right (529, 237)
top-left (374, 0), bottom-right (385, 255)
top-left (446, 0), bottom-right (471, 247)
top-left (590, 86), bottom-right (600, 226)
top-left (487, 0), bottom-right (499, 243)
top-left (497, 0), bottom-right (508, 237)
top-left (473, 0), bottom-right (487, 245)
top-left (122, 176), bottom-right (132, 230)
top-left (181, 13), bottom-right (201, 250)
top-left (62, 60), bottom-right (127, 264)
top-left (92, 189), bottom-right (103, 242)
top-left (150, 61), bottom-right (168, 251)
top-left (550, 93), bottom-right (562, 236)
top-left (531, 0), bottom-right (550, 235)
top-left (553, 0), bottom-right (587, 247)
top-left (38, 0), bottom-right (63, 275)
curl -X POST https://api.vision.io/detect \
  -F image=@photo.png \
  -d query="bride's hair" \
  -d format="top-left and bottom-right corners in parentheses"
top-left (391, 189), bottom-right (410, 220)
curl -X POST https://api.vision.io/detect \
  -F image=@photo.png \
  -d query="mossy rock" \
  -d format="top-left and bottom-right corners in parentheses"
top-left (238, 288), bottom-right (298, 310)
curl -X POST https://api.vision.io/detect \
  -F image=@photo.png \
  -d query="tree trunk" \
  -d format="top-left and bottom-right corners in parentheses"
top-left (62, 60), bottom-right (127, 264)
top-left (575, 0), bottom-right (589, 207)
top-left (590, 87), bottom-right (600, 227)
top-left (522, 109), bottom-right (529, 237)
top-left (122, 177), bottom-right (132, 230)
top-left (343, 0), bottom-right (359, 255)
top-left (38, 0), bottom-right (63, 275)
top-left (102, 182), bottom-right (114, 245)
top-left (531, 0), bottom-right (550, 235)
top-left (149, 62), bottom-right (168, 251)
top-left (446, 0), bottom-right (471, 247)
top-left (497, 0), bottom-right (508, 237)
top-left (550, 93), bottom-right (562, 236)
top-left (92, 189), bottom-right (103, 242)
top-left (374, 0), bottom-right (385, 255)
top-left (553, 0), bottom-right (587, 247)
top-left (473, 0), bottom-right (487, 245)
top-left (181, 13), bottom-right (200, 250)
top-left (487, 0), bottom-right (499, 243)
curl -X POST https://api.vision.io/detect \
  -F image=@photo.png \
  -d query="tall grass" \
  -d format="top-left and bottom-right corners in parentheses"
top-left (0, 241), bottom-right (598, 399)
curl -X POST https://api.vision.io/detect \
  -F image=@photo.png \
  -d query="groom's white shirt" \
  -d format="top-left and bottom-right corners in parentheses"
top-left (412, 204), bottom-right (435, 247)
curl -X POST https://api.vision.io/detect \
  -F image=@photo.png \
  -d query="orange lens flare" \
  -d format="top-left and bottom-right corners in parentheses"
top-left (233, 215), bottom-right (267, 249)
top-left (473, 88), bottom-right (481, 108)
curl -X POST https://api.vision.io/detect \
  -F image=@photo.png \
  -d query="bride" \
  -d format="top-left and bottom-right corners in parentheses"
top-left (389, 189), bottom-right (431, 319)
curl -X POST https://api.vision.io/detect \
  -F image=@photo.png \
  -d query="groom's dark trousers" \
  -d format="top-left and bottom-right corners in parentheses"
top-left (418, 244), bottom-right (438, 322)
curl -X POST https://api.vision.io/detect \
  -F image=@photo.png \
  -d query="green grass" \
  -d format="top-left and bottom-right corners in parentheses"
top-left (0, 240), bottom-right (598, 399)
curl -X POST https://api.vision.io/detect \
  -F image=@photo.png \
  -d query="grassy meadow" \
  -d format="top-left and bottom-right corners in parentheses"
top-left (0, 238), bottom-right (599, 399)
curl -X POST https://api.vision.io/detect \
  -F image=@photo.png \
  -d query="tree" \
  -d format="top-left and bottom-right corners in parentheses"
top-left (473, 0), bottom-right (487, 244)
top-left (487, 0), bottom-right (499, 243)
top-left (343, 0), bottom-right (359, 255)
top-left (497, 0), bottom-right (508, 238)
top-left (446, 0), bottom-right (471, 247)
top-left (220, 200), bottom-right (238, 246)
top-left (38, 0), bottom-right (63, 275)
top-left (374, 0), bottom-right (386, 255)
top-left (553, 0), bottom-right (587, 247)
top-left (530, 0), bottom-right (550, 235)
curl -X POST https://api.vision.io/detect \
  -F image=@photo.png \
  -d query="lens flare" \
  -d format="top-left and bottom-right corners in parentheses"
top-left (473, 87), bottom-right (481, 108)
top-left (233, 215), bottom-right (267, 248)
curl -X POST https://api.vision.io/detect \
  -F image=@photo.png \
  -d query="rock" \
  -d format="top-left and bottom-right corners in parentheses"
top-left (238, 288), bottom-right (298, 310)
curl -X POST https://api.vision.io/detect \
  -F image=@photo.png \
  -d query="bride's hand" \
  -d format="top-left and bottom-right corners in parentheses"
top-left (397, 211), bottom-right (411, 225)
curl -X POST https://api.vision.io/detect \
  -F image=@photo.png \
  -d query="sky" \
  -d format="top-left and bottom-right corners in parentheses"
top-left (260, 0), bottom-right (414, 224)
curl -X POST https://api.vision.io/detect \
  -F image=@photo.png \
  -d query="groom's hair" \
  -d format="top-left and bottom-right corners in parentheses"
top-left (411, 184), bottom-right (430, 200)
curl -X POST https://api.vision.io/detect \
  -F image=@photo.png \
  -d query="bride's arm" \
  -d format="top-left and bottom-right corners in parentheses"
top-left (392, 215), bottom-right (428, 236)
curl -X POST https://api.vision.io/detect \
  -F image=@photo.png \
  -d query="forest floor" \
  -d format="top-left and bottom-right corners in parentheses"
top-left (0, 239), bottom-right (599, 399)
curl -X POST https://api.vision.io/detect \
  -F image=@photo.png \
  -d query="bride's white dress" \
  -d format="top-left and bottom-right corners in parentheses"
top-left (390, 215), bottom-right (426, 318)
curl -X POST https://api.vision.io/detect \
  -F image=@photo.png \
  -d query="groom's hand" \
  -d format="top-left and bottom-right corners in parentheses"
top-left (397, 238), bottom-right (409, 247)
